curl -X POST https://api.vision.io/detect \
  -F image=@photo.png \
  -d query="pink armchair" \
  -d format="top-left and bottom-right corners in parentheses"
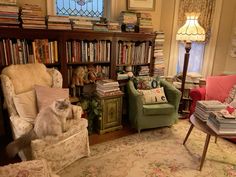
top-left (189, 74), bottom-right (236, 142)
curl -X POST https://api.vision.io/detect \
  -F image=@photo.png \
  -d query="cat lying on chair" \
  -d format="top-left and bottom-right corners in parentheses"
top-left (6, 98), bottom-right (74, 158)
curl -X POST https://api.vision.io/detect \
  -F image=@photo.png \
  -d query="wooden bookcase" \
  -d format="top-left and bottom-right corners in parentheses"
top-left (0, 28), bottom-right (157, 88)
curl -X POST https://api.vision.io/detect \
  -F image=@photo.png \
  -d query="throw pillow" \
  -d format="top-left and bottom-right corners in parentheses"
top-left (34, 85), bottom-right (69, 112)
top-left (225, 85), bottom-right (236, 104)
top-left (13, 90), bottom-right (37, 124)
top-left (134, 76), bottom-right (160, 90)
top-left (205, 75), bottom-right (236, 102)
top-left (138, 87), bottom-right (167, 104)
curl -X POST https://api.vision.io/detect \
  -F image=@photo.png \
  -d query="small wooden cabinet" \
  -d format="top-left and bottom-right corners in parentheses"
top-left (96, 92), bottom-right (124, 134)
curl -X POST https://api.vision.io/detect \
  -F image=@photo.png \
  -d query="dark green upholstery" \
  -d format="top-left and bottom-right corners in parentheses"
top-left (127, 79), bottom-right (181, 133)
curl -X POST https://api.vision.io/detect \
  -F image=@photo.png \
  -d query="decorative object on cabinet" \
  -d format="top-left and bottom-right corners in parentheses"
top-left (127, 0), bottom-right (156, 11)
top-left (176, 13), bottom-right (206, 116)
top-left (0, 63), bottom-right (90, 173)
top-left (127, 77), bottom-right (181, 133)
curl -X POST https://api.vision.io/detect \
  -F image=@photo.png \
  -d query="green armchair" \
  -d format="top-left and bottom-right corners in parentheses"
top-left (127, 79), bottom-right (181, 133)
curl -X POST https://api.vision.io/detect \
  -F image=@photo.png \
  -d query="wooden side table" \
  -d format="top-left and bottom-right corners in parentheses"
top-left (96, 92), bottom-right (124, 134)
top-left (183, 115), bottom-right (236, 171)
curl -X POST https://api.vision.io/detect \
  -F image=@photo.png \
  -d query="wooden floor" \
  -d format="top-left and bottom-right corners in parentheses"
top-left (0, 120), bottom-right (136, 166)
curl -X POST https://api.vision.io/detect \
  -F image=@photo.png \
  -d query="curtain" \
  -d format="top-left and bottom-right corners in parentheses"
top-left (178, 0), bottom-right (216, 42)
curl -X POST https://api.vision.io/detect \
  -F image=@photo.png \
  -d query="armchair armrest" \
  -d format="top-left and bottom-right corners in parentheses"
top-left (160, 80), bottom-right (181, 110)
top-left (9, 115), bottom-right (33, 139)
top-left (189, 87), bottom-right (206, 115)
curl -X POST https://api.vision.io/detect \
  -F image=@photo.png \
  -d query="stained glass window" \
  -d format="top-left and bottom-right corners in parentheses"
top-left (56, 0), bottom-right (103, 17)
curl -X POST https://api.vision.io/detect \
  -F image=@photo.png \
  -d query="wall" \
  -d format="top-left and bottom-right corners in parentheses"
top-left (213, 0), bottom-right (236, 75)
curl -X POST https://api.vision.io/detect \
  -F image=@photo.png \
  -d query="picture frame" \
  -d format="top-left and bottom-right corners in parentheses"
top-left (127, 0), bottom-right (155, 11)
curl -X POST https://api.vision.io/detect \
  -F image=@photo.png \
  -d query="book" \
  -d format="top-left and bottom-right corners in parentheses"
top-left (96, 79), bottom-right (119, 86)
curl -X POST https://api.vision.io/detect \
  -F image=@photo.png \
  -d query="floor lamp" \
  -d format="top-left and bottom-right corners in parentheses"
top-left (176, 13), bottom-right (206, 115)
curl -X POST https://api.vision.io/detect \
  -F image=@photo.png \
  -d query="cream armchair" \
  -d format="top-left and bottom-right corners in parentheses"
top-left (0, 63), bottom-right (90, 173)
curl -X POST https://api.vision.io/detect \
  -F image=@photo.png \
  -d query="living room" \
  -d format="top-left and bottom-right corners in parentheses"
top-left (0, 0), bottom-right (236, 176)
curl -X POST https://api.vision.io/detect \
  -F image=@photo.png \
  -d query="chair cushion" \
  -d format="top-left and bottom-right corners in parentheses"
top-left (34, 85), bottom-right (69, 111)
top-left (133, 76), bottom-right (160, 90)
top-left (13, 90), bottom-right (37, 124)
top-left (143, 103), bottom-right (175, 115)
top-left (1, 63), bottom-right (52, 94)
top-left (205, 75), bottom-right (236, 102)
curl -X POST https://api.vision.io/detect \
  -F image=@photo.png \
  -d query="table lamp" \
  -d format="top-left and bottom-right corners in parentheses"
top-left (176, 13), bottom-right (206, 114)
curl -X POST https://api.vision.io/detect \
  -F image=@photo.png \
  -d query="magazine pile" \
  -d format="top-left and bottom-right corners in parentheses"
top-left (207, 108), bottom-right (236, 135)
top-left (194, 100), bottom-right (227, 122)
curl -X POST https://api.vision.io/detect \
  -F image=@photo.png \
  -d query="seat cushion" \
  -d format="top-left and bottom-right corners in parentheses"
top-left (143, 103), bottom-right (175, 115)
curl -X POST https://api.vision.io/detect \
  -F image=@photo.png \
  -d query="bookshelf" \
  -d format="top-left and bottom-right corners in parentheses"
top-left (0, 28), bottom-right (157, 89)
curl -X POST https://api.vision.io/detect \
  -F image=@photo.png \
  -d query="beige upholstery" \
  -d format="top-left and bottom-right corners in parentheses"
top-left (0, 159), bottom-right (59, 177)
top-left (0, 63), bottom-right (90, 173)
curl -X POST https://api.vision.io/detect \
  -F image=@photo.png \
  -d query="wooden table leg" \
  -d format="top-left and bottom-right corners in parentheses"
top-left (199, 134), bottom-right (211, 171)
top-left (183, 124), bottom-right (194, 145)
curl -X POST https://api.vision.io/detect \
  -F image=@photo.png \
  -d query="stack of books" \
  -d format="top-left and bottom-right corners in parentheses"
top-left (96, 79), bottom-right (122, 96)
top-left (137, 12), bottom-right (153, 33)
top-left (20, 4), bottom-right (46, 29)
top-left (137, 66), bottom-right (150, 76)
top-left (153, 31), bottom-right (165, 77)
top-left (107, 21), bottom-right (121, 32)
top-left (70, 16), bottom-right (96, 30)
top-left (0, 1), bottom-right (20, 28)
top-left (194, 100), bottom-right (227, 122)
top-left (119, 11), bottom-right (137, 32)
top-left (207, 111), bottom-right (236, 135)
top-left (47, 15), bottom-right (71, 30)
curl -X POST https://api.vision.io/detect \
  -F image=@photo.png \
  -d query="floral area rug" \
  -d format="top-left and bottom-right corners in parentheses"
top-left (59, 119), bottom-right (236, 177)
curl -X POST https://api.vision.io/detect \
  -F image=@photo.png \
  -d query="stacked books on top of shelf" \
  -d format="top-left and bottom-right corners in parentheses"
top-left (153, 31), bottom-right (165, 76)
top-left (96, 79), bottom-right (122, 96)
top-left (0, 1), bottom-right (19, 28)
top-left (137, 12), bottom-right (153, 33)
top-left (70, 16), bottom-right (98, 30)
top-left (194, 100), bottom-right (227, 122)
top-left (207, 111), bottom-right (236, 135)
top-left (107, 21), bottom-right (121, 32)
top-left (20, 4), bottom-right (46, 29)
top-left (119, 11), bottom-right (137, 32)
top-left (47, 15), bottom-right (71, 30)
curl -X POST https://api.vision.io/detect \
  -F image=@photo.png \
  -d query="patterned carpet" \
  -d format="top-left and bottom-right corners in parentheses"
top-left (59, 119), bottom-right (236, 177)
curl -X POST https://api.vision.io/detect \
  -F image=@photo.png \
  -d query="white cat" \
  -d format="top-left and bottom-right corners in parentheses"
top-left (6, 98), bottom-right (73, 158)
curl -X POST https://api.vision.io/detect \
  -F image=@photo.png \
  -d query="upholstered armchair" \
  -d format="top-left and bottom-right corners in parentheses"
top-left (0, 63), bottom-right (90, 173)
top-left (127, 78), bottom-right (181, 133)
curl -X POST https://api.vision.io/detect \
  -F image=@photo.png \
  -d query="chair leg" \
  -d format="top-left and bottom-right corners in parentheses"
top-left (199, 134), bottom-right (211, 171)
top-left (183, 124), bottom-right (194, 145)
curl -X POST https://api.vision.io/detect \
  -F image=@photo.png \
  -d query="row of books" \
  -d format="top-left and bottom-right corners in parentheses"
top-left (137, 12), bottom-right (153, 33)
top-left (116, 41), bottom-right (152, 65)
top-left (96, 79), bottom-right (122, 96)
top-left (0, 38), bottom-right (58, 66)
top-left (207, 111), bottom-right (236, 135)
top-left (66, 40), bottom-right (111, 63)
top-left (67, 65), bottom-right (110, 86)
top-left (194, 100), bottom-right (227, 122)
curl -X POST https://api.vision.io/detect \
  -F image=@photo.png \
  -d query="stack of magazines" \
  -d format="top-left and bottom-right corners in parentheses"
top-left (207, 111), bottom-right (236, 135)
top-left (96, 79), bottom-right (122, 96)
top-left (194, 100), bottom-right (226, 122)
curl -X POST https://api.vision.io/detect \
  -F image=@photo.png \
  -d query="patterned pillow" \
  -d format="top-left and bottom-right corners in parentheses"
top-left (138, 87), bottom-right (167, 104)
top-left (133, 76), bottom-right (160, 90)
top-left (225, 85), bottom-right (236, 104)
